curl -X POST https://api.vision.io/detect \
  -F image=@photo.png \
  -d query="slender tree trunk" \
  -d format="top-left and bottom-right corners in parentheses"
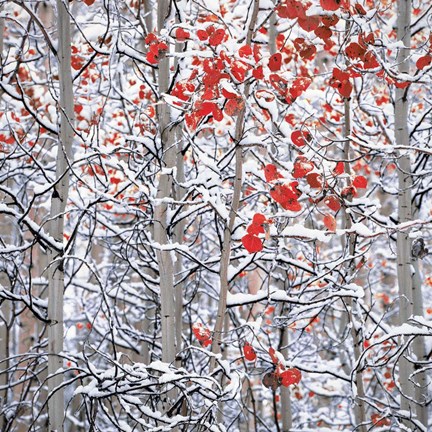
top-left (280, 327), bottom-right (292, 432)
top-left (343, 68), bottom-right (367, 432)
top-left (210, 0), bottom-right (260, 371)
top-left (395, 0), bottom-right (427, 428)
top-left (174, 133), bottom-right (186, 367)
top-left (269, 9), bottom-right (293, 430)
top-left (47, 2), bottom-right (74, 430)
top-left (154, 0), bottom-right (177, 365)
top-left (395, 0), bottom-right (413, 411)
top-left (0, 14), bottom-right (11, 432)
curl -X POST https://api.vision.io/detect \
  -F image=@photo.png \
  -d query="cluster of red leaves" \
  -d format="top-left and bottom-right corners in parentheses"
top-left (185, 54), bottom-right (248, 129)
top-left (145, 33), bottom-right (168, 65)
top-left (347, 33), bottom-right (380, 70)
top-left (192, 323), bottom-right (212, 347)
top-left (329, 67), bottom-right (353, 98)
top-left (197, 25), bottom-right (226, 46)
top-left (293, 37), bottom-right (317, 61)
top-left (171, 80), bottom-right (196, 106)
top-left (264, 164), bottom-right (303, 211)
top-left (262, 347), bottom-right (302, 389)
top-left (242, 213), bottom-right (269, 254)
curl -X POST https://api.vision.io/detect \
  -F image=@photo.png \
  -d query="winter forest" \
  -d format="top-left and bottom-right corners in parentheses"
top-left (0, 0), bottom-right (432, 431)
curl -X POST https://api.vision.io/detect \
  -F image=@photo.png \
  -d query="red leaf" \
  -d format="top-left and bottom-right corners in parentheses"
top-left (345, 42), bottom-right (366, 60)
top-left (209, 29), bottom-right (225, 46)
top-left (264, 164), bottom-right (283, 182)
top-left (352, 175), bottom-right (367, 189)
top-left (324, 195), bottom-right (341, 212)
top-left (239, 44), bottom-right (253, 58)
top-left (282, 199), bottom-right (302, 211)
top-left (247, 223), bottom-right (265, 235)
top-left (314, 26), bottom-right (332, 40)
top-left (321, 14), bottom-right (339, 26)
top-left (252, 66), bottom-right (264, 80)
top-left (320, 0), bottom-right (341, 11)
top-left (244, 343), bottom-right (257, 361)
top-left (242, 234), bottom-right (263, 253)
top-left (224, 97), bottom-right (244, 116)
top-left (306, 172), bottom-right (322, 188)
top-left (175, 28), bottom-right (190, 41)
top-left (323, 214), bottom-right (336, 231)
top-left (197, 30), bottom-right (208, 41)
top-left (269, 347), bottom-right (279, 364)
top-left (416, 55), bottom-right (432, 70)
top-left (354, 3), bottom-right (367, 15)
top-left (341, 185), bottom-right (358, 198)
top-left (279, 368), bottom-right (302, 387)
top-left (192, 323), bottom-right (211, 343)
top-left (338, 79), bottom-right (353, 98)
top-left (333, 161), bottom-right (344, 175)
top-left (291, 129), bottom-right (311, 147)
top-left (253, 213), bottom-right (267, 224)
top-left (268, 53), bottom-right (282, 72)
top-left (146, 51), bottom-right (158, 64)
top-left (292, 157), bottom-right (314, 179)
top-left (297, 15), bottom-right (320, 32)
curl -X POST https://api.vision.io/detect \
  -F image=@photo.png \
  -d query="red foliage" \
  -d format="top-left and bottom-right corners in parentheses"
top-left (323, 214), bottom-right (337, 232)
top-left (292, 156), bottom-right (314, 179)
top-left (324, 195), bottom-right (341, 212)
top-left (242, 234), bottom-right (263, 253)
top-left (268, 53), bottom-right (282, 72)
top-left (192, 323), bottom-right (212, 347)
top-left (243, 343), bottom-right (257, 361)
top-left (264, 164), bottom-right (283, 182)
top-left (279, 368), bottom-right (302, 387)
top-left (416, 55), bottom-right (432, 70)
top-left (352, 175), bottom-right (368, 189)
top-left (291, 129), bottom-right (311, 147)
top-left (175, 28), bottom-right (191, 41)
top-left (320, 0), bottom-right (341, 11)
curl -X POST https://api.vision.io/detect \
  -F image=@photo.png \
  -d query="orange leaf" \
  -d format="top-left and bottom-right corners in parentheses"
top-left (323, 214), bottom-right (336, 232)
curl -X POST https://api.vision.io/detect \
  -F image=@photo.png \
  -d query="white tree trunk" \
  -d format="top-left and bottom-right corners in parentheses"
top-left (395, 1), bottom-right (428, 428)
top-left (154, 0), bottom-right (177, 365)
top-left (0, 14), bottom-right (11, 432)
top-left (211, 0), bottom-right (260, 370)
top-left (47, 2), bottom-right (74, 430)
top-left (342, 67), bottom-right (366, 432)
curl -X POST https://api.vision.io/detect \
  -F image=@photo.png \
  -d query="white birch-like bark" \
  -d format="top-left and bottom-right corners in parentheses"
top-left (210, 0), bottom-right (261, 371)
top-left (47, 2), bottom-right (74, 430)
top-left (342, 62), bottom-right (367, 431)
top-left (395, 0), bottom-right (428, 427)
top-left (280, 327), bottom-right (292, 432)
top-left (0, 15), bottom-right (10, 431)
top-left (154, 0), bottom-right (177, 365)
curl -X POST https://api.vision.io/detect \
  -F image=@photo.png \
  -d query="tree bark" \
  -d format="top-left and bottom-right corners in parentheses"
top-left (395, 0), bottom-right (428, 428)
top-left (211, 0), bottom-right (260, 371)
top-left (342, 54), bottom-right (367, 432)
top-left (154, 0), bottom-right (177, 365)
top-left (47, 2), bottom-right (74, 430)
